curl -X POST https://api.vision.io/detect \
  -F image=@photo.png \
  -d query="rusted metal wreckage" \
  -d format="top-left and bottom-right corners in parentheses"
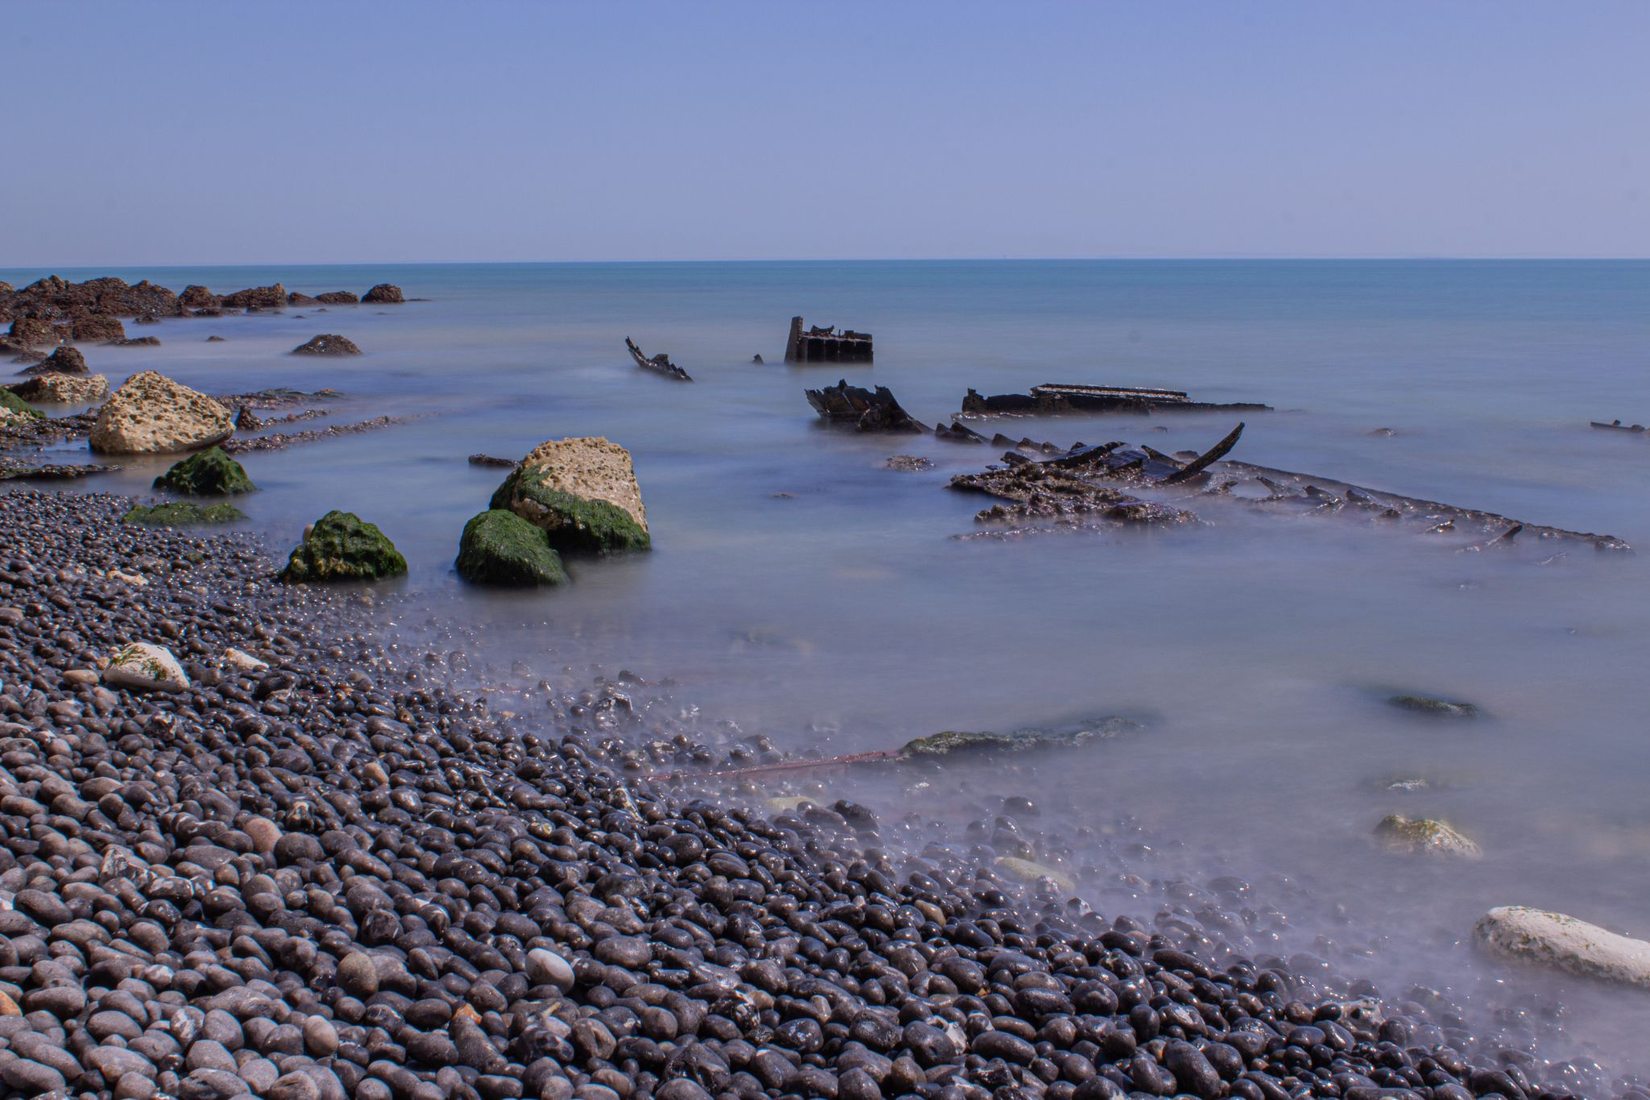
top-left (963, 383), bottom-right (1270, 416)
top-left (800, 381), bottom-right (1628, 551)
top-left (625, 338), bottom-right (692, 381)
top-left (785, 316), bottom-right (873, 364)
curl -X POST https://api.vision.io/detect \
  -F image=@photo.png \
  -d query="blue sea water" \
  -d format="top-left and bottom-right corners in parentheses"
top-left (7, 259), bottom-right (1650, 1074)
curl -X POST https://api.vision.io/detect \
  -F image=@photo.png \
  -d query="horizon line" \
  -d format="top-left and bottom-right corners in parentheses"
top-left (4, 255), bottom-right (1649, 273)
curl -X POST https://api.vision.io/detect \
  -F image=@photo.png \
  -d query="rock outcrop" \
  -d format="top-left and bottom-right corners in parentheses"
top-left (68, 314), bottom-right (125, 343)
top-left (103, 643), bottom-right (189, 693)
top-left (286, 292), bottom-right (319, 306)
top-left (20, 346), bottom-right (89, 376)
top-left (316, 291), bottom-right (360, 304)
top-left (221, 284), bottom-right (286, 310)
top-left (291, 334), bottom-right (361, 356)
top-left (89, 371), bottom-right (233, 455)
top-left (362, 284), bottom-right (404, 304)
top-left (455, 509), bottom-right (569, 587)
top-left (7, 317), bottom-right (56, 347)
top-left (8, 372), bottom-right (109, 404)
top-left (153, 446), bottom-right (256, 496)
top-left (279, 511), bottom-right (407, 582)
top-left (1475, 906), bottom-right (1650, 989)
top-left (178, 285), bottom-right (219, 310)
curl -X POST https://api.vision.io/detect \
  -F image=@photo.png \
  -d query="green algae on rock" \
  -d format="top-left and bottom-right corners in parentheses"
top-left (899, 716), bottom-right (1140, 759)
top-left (153, 446), bottom-right (256, 496)
top-left (455, 509), bottom-right (568, 587)
top-left (122, 501), bottom-right (246, 526)
top-left (0, 388), bottom-right (43, 422)
top-left (279, 510), bottom-right (406, 582)
top-left (491, 467), bottom-right (650, 555)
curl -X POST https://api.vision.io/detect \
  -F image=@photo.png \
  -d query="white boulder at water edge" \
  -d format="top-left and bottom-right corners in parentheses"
top-left (1474, 906), bottom-right (1650, 989)
top-left (101, 643), bottom-right (190, 694)
top-left (89, 370), bottom-right (233, 455)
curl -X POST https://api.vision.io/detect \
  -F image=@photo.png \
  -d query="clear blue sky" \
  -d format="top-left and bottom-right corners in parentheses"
top-left (4, 2), bottom-right (1646, 264)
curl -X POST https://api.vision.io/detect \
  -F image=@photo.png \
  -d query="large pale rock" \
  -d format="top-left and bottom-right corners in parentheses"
top-left (10, 372), bottom-right (109, 404)
top-left (89, 370), bottom-right (232, 455)
top-left (103, 643), bottom-right (189, 693)
top-left (1475, 906), bottom-right (1650, 988)
top-left (515, 437), bottom-right (648, 531)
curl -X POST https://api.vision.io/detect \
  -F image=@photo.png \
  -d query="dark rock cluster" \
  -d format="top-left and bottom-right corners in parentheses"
top-left (0, 490), bottom-right (1620, 1100)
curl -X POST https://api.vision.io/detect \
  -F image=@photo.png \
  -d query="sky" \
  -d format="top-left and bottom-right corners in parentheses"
top-left (2, 2), bottom-right (1646, 265)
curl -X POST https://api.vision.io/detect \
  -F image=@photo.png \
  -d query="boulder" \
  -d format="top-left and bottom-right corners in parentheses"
top-left (362, 283), bottom-right (404, 304)
top-left (153, 446), bottom-right (256, 496)
top-left (68, 314), bottom-right (125, 342)
top-left (1475, 906), bottom-right (1650, 989)
top-left (455, 509), bottom-right (568, 587)
top-left (7, 317), bottom-right (58, 347)
top-left (287, 292), bottom-right (319, 306)
top-left (103, 643), bottom-right (189, 693)
top-left (316, 291), bottom-right (360, 305)
top-left (221, 284), bottom-right (286, 310)
top-left (89, 371), bottom-right (233, 455)
top-left (122, 501), bottom-right (245, 526)
top-left (1373, 814), bottom-right (1481, 857)
top-left (224, 648), bottom-right (270, 673)
top-left (280, 511), bottom-right (407, 582)
top-left (9, 372), bottom-right (109, 404)
top-left (291, 334), bottom-right (361, 356)
top-left (178, 285), bottom-right (219, 310)
top-left (0, 388), bottom-right (43, 425)
top-left (491, 436), bottom-right (650, 555)
top-left (19, 346), bottom-right (88, 375)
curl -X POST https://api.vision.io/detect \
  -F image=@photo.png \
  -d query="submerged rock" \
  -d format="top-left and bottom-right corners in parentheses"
top-left (1388, 693), bottom-right (1481, 719)
top-left (455, 509), bottom-right (568, 587)
top-left (122, 501), bottom-right (246, 526)
top-left (103, 642), bottom-right (189, 693)
top-left (1474, 906), bottom-right (1650, 989)
top-left (899, 716), bottom-right (1140, 759)
top-left (291, 333), bottom-right (361, 356)
top-left (886, 454), bottom-right (934, 471)
top-left (1374, 814), bottom-right (1482, 857)
top-left (995, 856), bottom-right (1077, 895)
top-left (362, 283), bottom-right (404, 304)
top-left (153, 446), bottom-right (256, 496)
top-left (89, 371), bottom-right (234, 455)
top-left (280, 510), bottom-right (407, 582)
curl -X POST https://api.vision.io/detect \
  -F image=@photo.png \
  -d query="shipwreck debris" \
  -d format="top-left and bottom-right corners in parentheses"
top-left (805, 379), bottom-right (925, 433)
top-left (1591, 419), bottom-right (1646, 433)
top-left (785, 316), bottom-right (872, 364)
top-left (625, 338), bottom-right (692, 382)
top-left (962, 383), bottom-right (1270, 417)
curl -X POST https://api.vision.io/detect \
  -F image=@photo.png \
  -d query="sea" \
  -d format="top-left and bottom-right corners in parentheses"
top-left (7, 259), bottom-right (1650, 1083)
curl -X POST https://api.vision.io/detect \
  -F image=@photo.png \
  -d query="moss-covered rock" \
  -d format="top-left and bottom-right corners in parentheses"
top-left (279, 511), bottom-right (407, 583)
top-left (0, 388), bottom-right (43, 422)
top-left (898, 716), bottom-right (1140, 759)
top-left (455, 509), bottom-right (568, 587)
top-left (1374, 814), bottom-right (1482, 857)
top-left (491, 467), bottom-right (651, 555)
top-left (153, 446), bottom-right (256, 496)
top-left (123, 501), bottom-right (246, 526)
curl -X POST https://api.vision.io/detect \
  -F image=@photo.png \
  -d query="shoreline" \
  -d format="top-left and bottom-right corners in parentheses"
top-left (0, 487), bottom-right (1586, 1100)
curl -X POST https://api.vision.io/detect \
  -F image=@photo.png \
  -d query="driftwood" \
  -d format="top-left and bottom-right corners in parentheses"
top-left (805, 380), bottom-right (926, 433)
top-left (962, 383), bottom-right (1270, 417)
top-left (625, 338), bottom-right (692, 381)
top-left (785, 316), bottom-right (872, 364)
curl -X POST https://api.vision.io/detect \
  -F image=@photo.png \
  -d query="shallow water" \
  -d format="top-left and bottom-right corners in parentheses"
top-left (8, 259), bottom-right (1650, 1081)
